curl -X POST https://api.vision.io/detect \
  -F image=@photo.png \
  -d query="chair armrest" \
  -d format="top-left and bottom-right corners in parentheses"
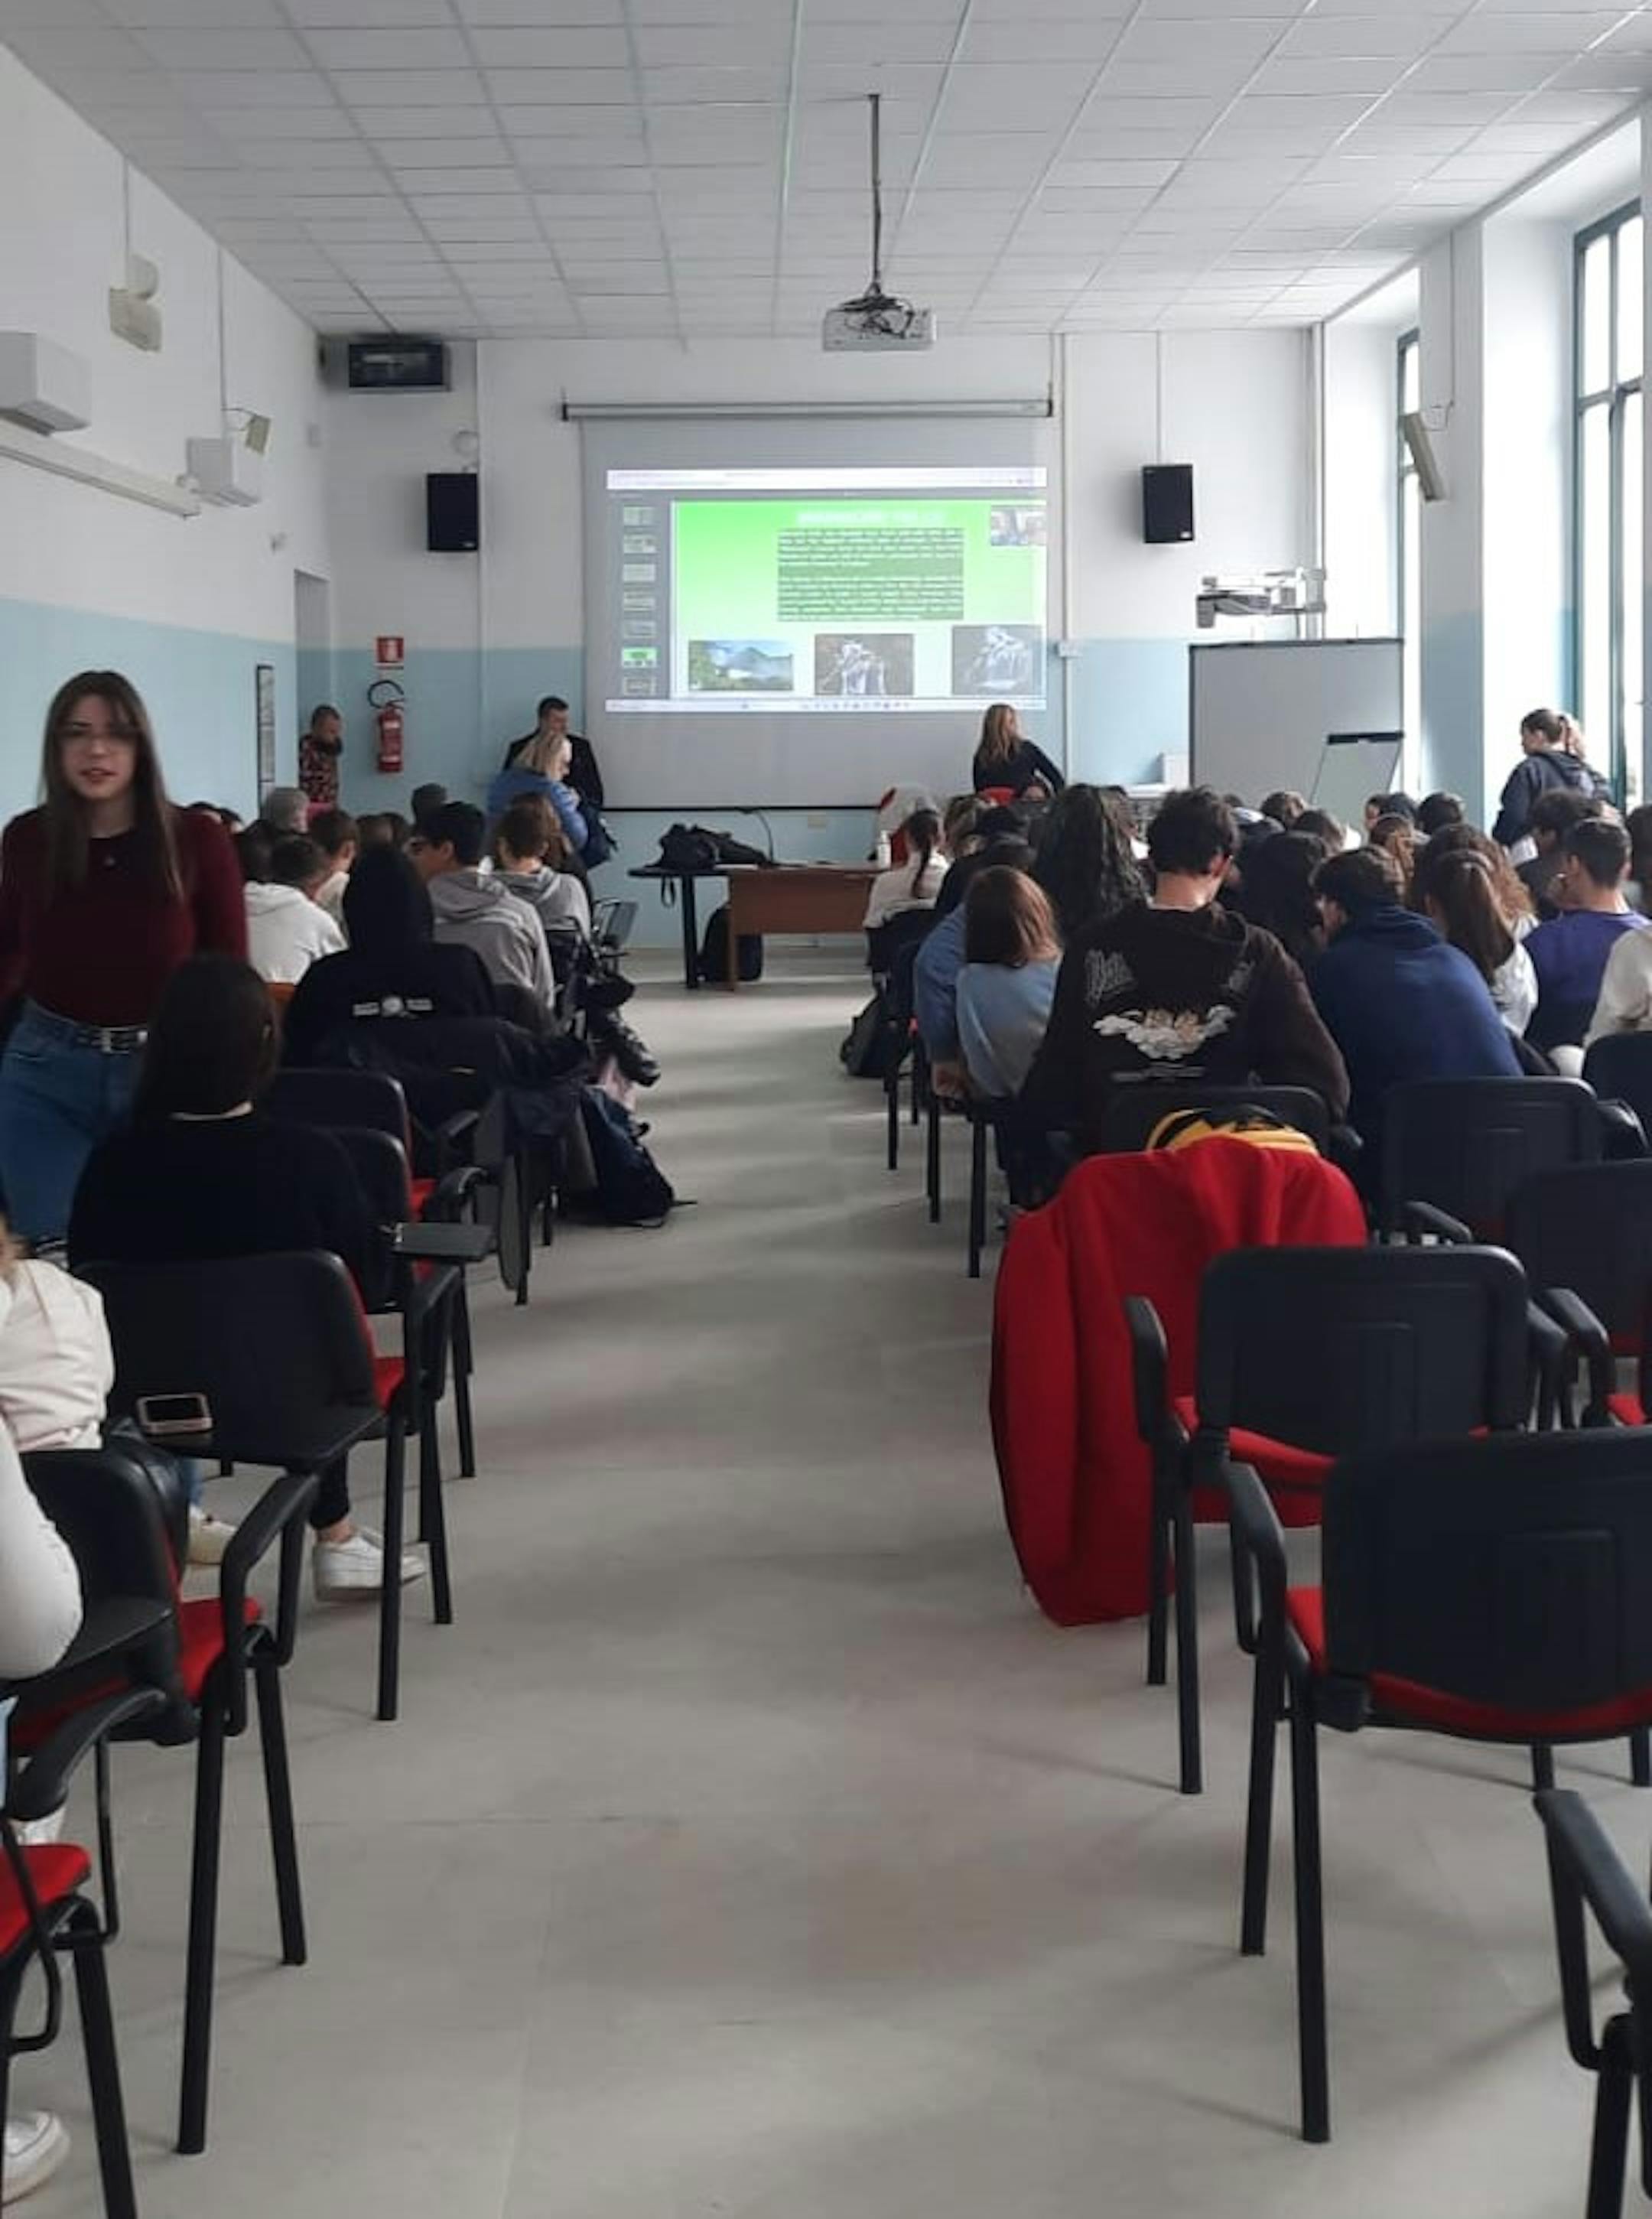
top-left (1400, 1199), bottom-right (1475, 1245)
top-left (1225, 1462), bottom-right (1288, 1623)
top-left (221, 1469), bottom-right (320, 1700)
top-left (1597, 1098), bottom-right (1650, 1160)
top-left (426, 1164), bottom-right (486, 1220)
top-left (1540, 1287), bottom-right (1616, 1423)
top-left (400, 1256), bottom-right (461, 1336)
top-left (1124, 1296), bottom-right (1169, 1451)
top-left (392, 1222), bottom-right (494, 1266)
top-left (8, 1687), bottom-right (167, 1823)
top-left (1537, 1788), bottom-right (1652, 1986)
top-left (1527, 1300), bottom-right (1570, 1430)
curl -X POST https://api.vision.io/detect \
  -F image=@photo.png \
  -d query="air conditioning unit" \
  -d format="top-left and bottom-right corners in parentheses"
top-left (184, 435), bottom-right (263, 507)
top-left (0, 334), bottom-right (91, 433)
top-left (109, 255), bottom-right (162, 354)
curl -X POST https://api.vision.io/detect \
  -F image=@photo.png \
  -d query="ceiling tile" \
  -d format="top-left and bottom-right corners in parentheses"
top-left (333, 70), bottom-right (487, 105)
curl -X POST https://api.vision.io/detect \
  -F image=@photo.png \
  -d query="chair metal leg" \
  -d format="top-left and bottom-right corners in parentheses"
top-left (967, 1116), bottom-right (987, 1279)
top-left (886, 1069), bottom-right (899, 1172)
top-left (254, 1658), bottom-right (306, 1967)
top-left (1173, 1498), bottom-right (1202, 1796)
top-left (94, 1738), bottom-right (120, 1940)
top-left (71, 1918), bottom-right (139, 2219)
top-left (1532, 1742), bottom-right (1557, 1792)
top-left (421, 1401), bottom-right (454, 1627)
top-left (926, 1095), bottom-right (941, 1224)
top-left (1586, 2018), bottom-right (1634, 2219)
top-left (452, 1284), bottom-right (477, 1480)
top-left (910, 1054), bottom-right (922, 1125)
top-left (178, 1700), bottom-right (227, 2155)
top-left (1241, 1633), bottom-right (1285, 1956)
top-left (1146, 1466), bottom-right (1169, 1689)
top-left (1289, 1687), bottom-right (1330, 2143)
top-left (1630, 1726), bottom-right (1650, 1788)
top-left (376, 1420), bottom-right (408, 1723)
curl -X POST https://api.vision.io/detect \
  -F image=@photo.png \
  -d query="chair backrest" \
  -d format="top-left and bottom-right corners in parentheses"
top-left (83, 1254), bottom-right (379, 1450)
top-left (1379, 1076), bottom-right (1600, 1236)
top-left (1503, 1160), bottom-right (1652, 1345)
top-left (328, 1127), bottom-right (413, 1310)
top-left (867, 904), bottom-right (937, 984)
top-left (266, 1066), bottom-right (411, 1150)
top-left (1583, 1032), bottom-right (1652, 1132)
top-left (1321, 1430), bottom-right (1652, 1713)
top-left (1195, 1242), bottom-right (1531, 1454)
top-left (1096, 1083), bottom-right (1332, 1157)
top-left (590, 898), bottom-right (636, 953)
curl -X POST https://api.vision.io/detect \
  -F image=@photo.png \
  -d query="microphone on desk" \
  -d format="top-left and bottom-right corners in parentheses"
top-left (738, 808), bottom-right (776, 861)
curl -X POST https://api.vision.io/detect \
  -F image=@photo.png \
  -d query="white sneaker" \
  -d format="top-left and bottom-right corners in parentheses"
top-left (187, 1506), bottom-right (236, 1568)
top-left (312, 1526), bottom-right (426, 1602)
top-left (3, 2113), bottom-right (68, 2203)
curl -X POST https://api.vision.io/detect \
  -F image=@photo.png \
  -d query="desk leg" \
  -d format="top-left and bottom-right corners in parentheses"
top-left (680, 874), bottom-right (700, 991)
top-left (724, 880), bottom-right (739, 992)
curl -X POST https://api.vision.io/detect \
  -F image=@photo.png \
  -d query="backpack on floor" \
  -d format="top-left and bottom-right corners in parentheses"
top-left (840, 992), bottom-right (899, 1079)
top-left (698, 904), bottom-right (763, 984)
top-left (575, 1087), bottom-right (676, 1227)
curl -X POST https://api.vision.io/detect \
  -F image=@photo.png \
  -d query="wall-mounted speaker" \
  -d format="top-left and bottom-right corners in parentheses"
top-left (1142, 463), bottom-right (1195, 544)
top-left (426, 471), bottom-right (479, 551)
top-left (1400, 412), bottom-right (1446, 503)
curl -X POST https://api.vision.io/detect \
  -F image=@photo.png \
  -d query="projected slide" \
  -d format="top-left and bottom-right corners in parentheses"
top-left (601, 466), bottom-right (1047, 716)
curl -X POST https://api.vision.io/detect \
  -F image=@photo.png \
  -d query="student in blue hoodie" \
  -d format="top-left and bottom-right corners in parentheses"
top-left (1309, 844), bottom-right (1519, 1157)
top-left (1525, 815), bottom-right (1648, 1054)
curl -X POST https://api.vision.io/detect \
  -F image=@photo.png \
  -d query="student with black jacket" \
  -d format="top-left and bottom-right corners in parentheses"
top-left (1492, 709), bottom-right (1607, 848)
top-left (971, 703), bottom-right (1064, 800)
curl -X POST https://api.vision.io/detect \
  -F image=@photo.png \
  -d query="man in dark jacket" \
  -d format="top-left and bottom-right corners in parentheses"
top-left (1021, 787), bottom-right (1348, 1154)
top-left (1309, 846), bottom-right (1518, 1157)
top-left (502, 695), bottom-right (604, 808)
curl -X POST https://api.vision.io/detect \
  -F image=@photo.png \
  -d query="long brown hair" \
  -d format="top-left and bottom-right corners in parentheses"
top-left (41, 671), bottom-right (181, 901)
top-left (964, 866), bottom-right (1061, 968)
top-left (1413, 821), bottom-right (1534, 926)
top-left (1419, 849), bottom-right (1514, 985)
top-left (977, 703), bottom-right (1020, 767)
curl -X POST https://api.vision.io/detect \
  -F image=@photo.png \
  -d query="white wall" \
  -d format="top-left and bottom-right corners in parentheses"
top-left (1322, 318), bottom-right (1401, 643)
top-left (0, 46), bottom-right (330, 815)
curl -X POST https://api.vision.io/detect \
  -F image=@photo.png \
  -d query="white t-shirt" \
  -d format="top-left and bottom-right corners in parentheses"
top-left (0, 1264), bottom-right (112, 1454)
top-left (863, 854), bottom-right (948, 930)
top-left (246, 883), bottom-right (346, 986)
top-left (1588, 925), bottom-right (1652, 1046)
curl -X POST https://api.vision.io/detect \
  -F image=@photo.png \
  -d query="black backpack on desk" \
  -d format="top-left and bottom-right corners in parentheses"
top-left (698, 905), bottom-right (763, 983)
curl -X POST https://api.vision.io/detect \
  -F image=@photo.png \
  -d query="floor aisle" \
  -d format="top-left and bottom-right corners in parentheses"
top-left (21, 955), bottom-right (1632, 2217)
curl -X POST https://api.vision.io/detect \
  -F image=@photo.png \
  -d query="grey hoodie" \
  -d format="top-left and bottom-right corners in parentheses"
top-left (428, 868), bottom-right (554, 1007)
top-left (497, 864), bottom-right (591, 941)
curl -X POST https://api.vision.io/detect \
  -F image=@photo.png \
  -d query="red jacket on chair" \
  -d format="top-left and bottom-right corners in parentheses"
top-left (990, 1137), bottom-right (1367, 1625)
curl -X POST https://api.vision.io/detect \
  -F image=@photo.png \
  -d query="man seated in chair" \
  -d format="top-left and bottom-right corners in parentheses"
top-left (1527, 817), bottom-right (1649, 1059)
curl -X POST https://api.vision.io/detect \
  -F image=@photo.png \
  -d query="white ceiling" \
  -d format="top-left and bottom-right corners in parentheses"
top-left (4, 0), bottom-right (1651, 340)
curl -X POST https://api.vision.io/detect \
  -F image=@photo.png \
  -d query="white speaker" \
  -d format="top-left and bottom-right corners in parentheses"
top-left (1400, 412), bottom-right (1446, 503)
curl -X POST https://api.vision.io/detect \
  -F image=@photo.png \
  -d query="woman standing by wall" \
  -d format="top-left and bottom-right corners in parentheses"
top-left (0, 672), bottom-right (245, 1244)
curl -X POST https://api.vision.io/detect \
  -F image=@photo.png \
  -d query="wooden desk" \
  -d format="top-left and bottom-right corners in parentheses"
top-left (721, 866), bottom-right (879, 989)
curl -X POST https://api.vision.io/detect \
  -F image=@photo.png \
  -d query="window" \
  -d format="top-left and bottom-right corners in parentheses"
top-left (1397, 329), bottom-right (1421, 789)
top-left (1576, 203), bottom-right (1643, 805)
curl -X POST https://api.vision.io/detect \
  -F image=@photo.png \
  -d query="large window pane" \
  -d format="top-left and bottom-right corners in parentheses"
top-left (1623, 389), bottom-right (1644, 804)
top-left (1399, 331), bottom-right (1419, 415)
top-left (1401, 470), bottom-right (1422, 775)
top-left (1579, 399), bottom-right (1613, 753)
top-left (1619, 216), bottom-right (1644, 385)
top-left (1582, 232), bottom-right (1613, 394)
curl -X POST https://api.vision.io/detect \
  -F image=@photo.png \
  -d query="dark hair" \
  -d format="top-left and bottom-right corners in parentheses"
top-left (977, 703), bottom-right (1020, 768)
top-left (1234, 831), bottom-right (1325, 968)
top-left (964, 867), bottom-right (1061, 968)
top-left (260, 787), bottom-right (308, 835)
top-left (974, 803), bottom-right (1027, 846)
top-left (536, 695), bottom-right (568, 719)
top-left (380, 811), bottom-right (411, 848)
top-left (309, 703), bottom-right (340, 727)
top-left (1032, 783), bottom-right (1143, 938)
top-left (496, 798), bottom-right (558, 867)
top-left (410, 783), bottom-right (448, 828)
top-left (234, 823), bottom-right (273, 885)
top-left (269, 834), bottom-right (326, 890)
top-left (1416, 791), bottom-right (1466, 837)
top-left (1367, 791), bottom-right (1416, 823)
top-left (418, 800), bottom-right (486, 866)
top-left (903, 807), bottom-right (941, 891)
top-left (1367, 813), bottom-right (1419, 886)
top-left (1521, 708), bottom-right (1567, 747)
top-left (943, 793), bottom-right (981, 851)
top-left (1566, 816), bottom-right (1631, 889)
top-left (1419, 849), bottom-right (1514, 985)
top-left (354, 814), bottom-right (387, 848)
top-left (40, 669), bottom-right (182, 902)
top-left (1260, 789), bottom-right (1306, 828)
top-left (1413, 822), bottom-right (1533, 926)
top-left (342, 844), bottom-right (434, 957)
top-left (1530, 788), bottom-right (1605, 841)
top-left (308, 808), bottom-right (356, 859)
top-left (135, 955), bottom-right (278, 1121)
top-left (1293, 809), bottom-right (1346, 855)
top-left (1146, 787), bottom-right (1237, 878)
top-left (1315, 846), bottom-right (1403, 913)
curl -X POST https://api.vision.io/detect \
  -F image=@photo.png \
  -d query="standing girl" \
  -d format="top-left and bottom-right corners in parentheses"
top-left (0, 672), bottom-right (245, 1242)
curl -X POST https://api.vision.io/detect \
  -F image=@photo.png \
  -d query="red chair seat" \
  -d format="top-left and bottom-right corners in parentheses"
top-left (1610, 1391), bottom-right (1647, 1426)
top-left (374, 1355), bottom-right (406, 1410)
top-left (0, 1845), bottom-right (92, 1957)
top-left (409, 1177), bottom-right (436, 1217)
top-left (1286, 1587), bottom-right (1652, 1741)
top-left (1172, 1397), bottom-right (1331, 1531)
top-left (176, 1597), bottom-right (262, 1703)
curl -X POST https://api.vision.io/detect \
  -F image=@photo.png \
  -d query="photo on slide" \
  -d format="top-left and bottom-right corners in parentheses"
top-left (814, 633), bottom-right (914, 700)
top-left (989, 505), bottom-right (1047, 548)
top-left (688, 639), bottom-right (795, 694)
top-left (952, 624), bottom-right (1041, 697)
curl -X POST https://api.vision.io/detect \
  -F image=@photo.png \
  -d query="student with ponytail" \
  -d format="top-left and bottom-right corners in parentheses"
top-left (1412, 841), bottom-right (1537, 1035)
top-left (863, 806), bottom-right (948, 929)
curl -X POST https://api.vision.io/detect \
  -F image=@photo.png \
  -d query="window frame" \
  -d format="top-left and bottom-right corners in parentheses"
top-left (1397, 327), bottom-right (1420, 792)
top-left (1574, 198), bottom-right (1643, 806)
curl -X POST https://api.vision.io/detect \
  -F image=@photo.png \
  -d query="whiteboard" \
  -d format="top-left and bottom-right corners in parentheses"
top-left (1189, 640), bottom-right (1404, 819)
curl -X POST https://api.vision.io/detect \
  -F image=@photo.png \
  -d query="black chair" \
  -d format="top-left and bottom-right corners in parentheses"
top-left (1534, 1788), bottom-right (1652, 2219)
top-left (76, 1258), bottom-right (389, 2151)
top-left (1127, 1242), bottom-right (1533, 1797)
top-left (1503, 1160), bottom-right (1652, 1423)
top-left (1586, 1030), bottom-right (1652, 1127)
top-left (1097, 1083), bottom-right (1332, 1157)
top-left (870, 916), bottom-right (935, 1175)
top-left (1231, 1429), bottom-right (1652, 2144)
top-left (1377, 1075), bottom-right (1600, 1240)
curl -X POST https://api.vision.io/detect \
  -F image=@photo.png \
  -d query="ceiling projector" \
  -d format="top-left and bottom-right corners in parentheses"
top-left (825, 94), bottom-right (934, 354)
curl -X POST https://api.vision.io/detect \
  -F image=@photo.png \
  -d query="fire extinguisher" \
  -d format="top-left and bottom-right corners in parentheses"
top-left (369, 678), bottom-right (405, 776)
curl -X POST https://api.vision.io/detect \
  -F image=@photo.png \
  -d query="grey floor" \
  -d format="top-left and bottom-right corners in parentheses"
top-left (18, 954), bottom-right (1639, 2217)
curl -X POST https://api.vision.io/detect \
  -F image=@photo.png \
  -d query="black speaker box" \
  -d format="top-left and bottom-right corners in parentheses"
top-left (426, 472), bottom-right (479, 551)
top-left (1142, 464), bottom-right (1195, 545)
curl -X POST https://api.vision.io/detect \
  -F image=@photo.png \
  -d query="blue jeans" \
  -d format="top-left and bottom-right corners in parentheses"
top-left (0, 1006), bottom-right (143, 1245)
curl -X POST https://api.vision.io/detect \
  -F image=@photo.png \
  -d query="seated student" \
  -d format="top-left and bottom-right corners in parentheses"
top-left (1411, 842), bottom-right (1537, 1036)
top-left (955, 869), bottom-right (1063, 1098)
top-left (410, 783), bottom-right (448, 835)
top-left (1526, 817), bottom-right (1649, 1054)
top-left (1363, 792), bottom-right (1416, 834)
top-left (1520, 788), bottom-right (1607, 917)
top-left (864, 808), bottom-right (947, 930)
top-left (493, 799), bottom-right (593, 939)
top-left (1019, 787), bottom-right (1348, 1153)
top-left (1030, 783), bottom-right (1143, 942)
top-left (245, 834), bottom-right (346, 986)
top-left (258, 786), bottom-right (309, 838)
top-left (308, 809), bottom-right (358, 932)
top-left (1293, 808), bottom-right (1347, 856)
top-left (1367, 811), bottom-right (1419, 893)
top-left (411, 802), bottom-right (555, 1011)
top-left (1260, 789), bottom-right (1306, 829)
top-left (1232, 828), bottom-right (1326, 970)
top-left (1309, 846), bottom-right (1518, 1153)
top-left (915, 821), bottom-right (1034, 1094)
top-left (485, 734), bottom-right (589, 861)
top-left (67, 956), bottom-right (420, 1600)
top-left (1416, 791), bottom-right (1466, 839)
top-left (282, 844), bottom-right (497, 1066)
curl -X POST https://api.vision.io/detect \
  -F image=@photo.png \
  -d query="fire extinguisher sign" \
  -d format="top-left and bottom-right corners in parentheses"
top-left (375, 634), bottom-right (405, 668)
